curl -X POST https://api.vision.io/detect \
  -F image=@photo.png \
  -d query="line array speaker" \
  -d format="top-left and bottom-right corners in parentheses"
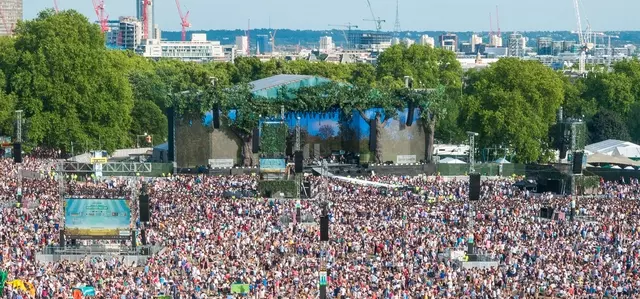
top-left (213, 104), bottom-right (220, 129)
top-left (13, 143), bottom-right (22, 164)
top-left (252, 128), bottom-right (260, 153)
top-left (406, 104), bottom-right (415, 126)
top-left (469, 173), bottom-right (481, 201)
top-left (369, 119), bottom-right (377, 152)
top-left (320, 216), bottom-right (329, 241)
top-left (167, 107), bottom-right (176, 162)
top-left (572, 152), bottom-right (584, 174)
top-left (294, 150), bottom-right (303, 173)
top-left (139, 194), bottom-right (150, 222)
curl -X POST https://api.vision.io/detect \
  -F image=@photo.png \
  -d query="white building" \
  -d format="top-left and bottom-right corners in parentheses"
top-left (139, 33), bottom-right (225, 62)
top-left (508, 33), bottom-right (526, 57)
top-left (419, 35), bottom-right (435, 47)
top-left (402, 38), bottom-right (415, 47)
top-left (489, 34), bottom-right (503, 47)
top-left (235, 36), bottom-right (249, 56)
top-left (470, 34), bottom-right (483, 53)
top-left (319, 36), bottom-right (335, 53)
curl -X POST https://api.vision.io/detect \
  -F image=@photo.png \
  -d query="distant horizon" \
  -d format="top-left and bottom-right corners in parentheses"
top-left (27, 0), bottom-right (640, 32)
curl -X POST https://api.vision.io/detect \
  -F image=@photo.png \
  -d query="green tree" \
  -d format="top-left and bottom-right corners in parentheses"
top-left (376, 44), bottom-right (462, 162)
top-left (588, 109), bottom-right (630, 143)
top-left (7, 10), bottom-right (134, 152)
top-left (460, 58), bottom-right (564, 163)
top-left (581, 72), bottom-right (634, 115)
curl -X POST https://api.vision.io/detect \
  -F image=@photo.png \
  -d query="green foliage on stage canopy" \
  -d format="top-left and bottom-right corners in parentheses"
top-left (258, 180), bottom-right (299, 198)
top-left (260, 122), bottom-right (288, 155)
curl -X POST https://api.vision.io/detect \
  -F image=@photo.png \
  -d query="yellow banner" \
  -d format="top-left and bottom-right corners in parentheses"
top-left (90, 157), bottom-right (108, 164)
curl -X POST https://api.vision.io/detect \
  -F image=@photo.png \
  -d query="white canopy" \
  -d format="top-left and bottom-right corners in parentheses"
top-left (494, 157), bottom-right (510, 164)
top-left (440, 157), bottom-right (467, 164)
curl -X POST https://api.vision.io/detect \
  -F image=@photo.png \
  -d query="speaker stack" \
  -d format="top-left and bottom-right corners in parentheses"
top-left (13, 143), bottom-right (22, 163)
top-left (573, 152), bottom-right (584, 174)
top-left (469, 174), bottom-right (481, 201)
top-left (139, 194), bottom-right (150, 222)
top-left (252, 128), bottom-right (260, 153)
top-left (369, 119), bottom-right (377, 152)
top-left (320, 216), bottom-right (329, 241)
top-left (294, 151), bottom-right (303, 173)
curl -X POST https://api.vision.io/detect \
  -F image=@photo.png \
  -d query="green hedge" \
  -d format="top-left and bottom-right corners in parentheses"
top-left (261, 123), bottom-right (288, 155)
top-left (258, 180), bottom-right (299, 198)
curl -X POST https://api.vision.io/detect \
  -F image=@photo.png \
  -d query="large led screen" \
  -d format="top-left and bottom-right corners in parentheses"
top-left (64, 198), bottom-right (131, 239)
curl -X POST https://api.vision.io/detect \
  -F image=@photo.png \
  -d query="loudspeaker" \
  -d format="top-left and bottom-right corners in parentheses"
top-left (540, 207), bottom-right (548, 218)
top-left (13, 143), bottom-right (22, 163)
top-left (167, 107), bottom-right (176, 162)
top-left (294, 151), bottom-right (303, 173)
top-left (139, 194), bottom-right (150, 222)
top-left (213, 104), bottom-right (220, 129)
top-left (469, 174), bottom-right (481, 201)
top-left (369, 119), bottom-right (377, 152)
top-left (252, 128), bottom-right (260, 153)
top-left (406, 103), bottom-right (415, 126)
top-left (141, 229), bottom-right (147, 245)
top-left (547, 208), bottom-right (555, 219)
top-left (573, 152), bottom-right (584, 174)
top-left (296, 207), bottom-right (301, 222)
top-left (320, 216), bottom-right (329, 241)
top-left (60, 229), bottom-right (65, 246)
top-left (131, 230), bottom-right (137, 249)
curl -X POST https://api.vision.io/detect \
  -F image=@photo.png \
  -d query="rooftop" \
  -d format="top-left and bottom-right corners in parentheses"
top-left (250, 74), bottom-right (331, 98)
top-left (585, 139), bottom-right (640, 157)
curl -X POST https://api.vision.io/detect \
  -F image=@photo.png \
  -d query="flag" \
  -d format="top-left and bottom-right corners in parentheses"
top-left (25, 281), bottom-right (35, 297)
top-left (0, 271), bottom-right (7, 295)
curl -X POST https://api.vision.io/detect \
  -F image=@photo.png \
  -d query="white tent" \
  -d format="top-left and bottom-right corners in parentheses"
top-left (440, 157), bottom-right (467, 164)
top-left (494, 157), bottom-right (510, 164)
top-left (625, 166), bottom-right (635, 170)
top-left (611, 165), bottom-right (622, 169)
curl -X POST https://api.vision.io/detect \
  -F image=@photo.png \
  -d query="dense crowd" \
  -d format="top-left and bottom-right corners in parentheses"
top-left (1, 157), bottom-right (640, 298)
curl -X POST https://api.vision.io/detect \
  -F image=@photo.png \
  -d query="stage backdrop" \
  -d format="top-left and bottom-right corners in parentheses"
top-left (64, 198), bottom-right (131, 239)
top-left (175, 108), bottom-right (425, 167)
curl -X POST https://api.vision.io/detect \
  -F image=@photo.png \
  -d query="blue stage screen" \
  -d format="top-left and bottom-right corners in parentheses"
top-left (64, 198), bottom-right (131, 239)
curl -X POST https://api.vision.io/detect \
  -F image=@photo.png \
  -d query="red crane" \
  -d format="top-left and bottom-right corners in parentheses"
top-left (53, 0), bottom-right (59, 13)
top-left (495, 5), bottom-right (501, 37)
top-left (174, 0), bottom-right (190, 41)
top-left (142, 0), bottom-right (150, 39)
top-left (92, 0), bottom-right (109, 33)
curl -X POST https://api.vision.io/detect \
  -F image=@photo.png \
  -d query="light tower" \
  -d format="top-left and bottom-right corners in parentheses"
top-left (393, 0), bottom-right (401, 36)
top-left (467, 131), bottom-right (478, 173)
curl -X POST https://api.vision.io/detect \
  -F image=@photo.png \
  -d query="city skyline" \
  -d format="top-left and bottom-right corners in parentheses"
top-left (26, 0), bottom-right (638, 32)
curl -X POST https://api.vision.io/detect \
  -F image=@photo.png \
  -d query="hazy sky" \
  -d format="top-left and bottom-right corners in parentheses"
top-left (26, 0), bottom-right (637, 32)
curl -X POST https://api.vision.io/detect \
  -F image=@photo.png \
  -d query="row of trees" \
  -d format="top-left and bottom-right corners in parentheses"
top-left (0, 10), bottom-right (638, 163)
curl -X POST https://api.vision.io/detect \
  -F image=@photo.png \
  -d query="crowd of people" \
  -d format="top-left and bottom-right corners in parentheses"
top-left (1, 156), bottom-right (640, 298)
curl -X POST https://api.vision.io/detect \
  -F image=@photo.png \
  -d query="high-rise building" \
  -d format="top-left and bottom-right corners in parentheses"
top-left (489, 34), bottom-right (503, 47)
top-left (319, 36), bottom-right (335, 53)
top-left (0, 0), bottom-right (22, 36)
top-left (508, 33), bottom-right (526, 57)
top-left (135, 0), bottom-right (154, 39)
top-left (439, 33), bottom-right (458, 52)
top-left (256, 35), bottom-right (271, 54)
top-left (235, 36), bottom-right (249, 56)
top-left (419, 35), bottom-right (435, 47)
top-left (470, 34), bottom-right (483, 53)
top-left (118, 17), bottom-right (143, 50)
top-left (402, 38), bottom-right (415, 47)
top-left (537, 37), bottom-right (553, 55)
top-left (139, 33), bottom-right (225, 62)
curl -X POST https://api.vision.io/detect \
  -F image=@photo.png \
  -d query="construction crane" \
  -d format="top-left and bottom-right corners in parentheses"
top-left (572, 0), bottom-right (593, 74)
top-left (328, 23), bottom-right (359, 48)
top-left (269, 29), bottom-right (278, 56)
top-left (92, 0), bottom-right (109, 33)
top-left (364, 0), bottom-right (385, 31)
top-left (174, 0), bottom-right (190, 41)
top-left (495, 6), bottom-right (501, 38)
top-left (54, 0), bottom-right (59, 13)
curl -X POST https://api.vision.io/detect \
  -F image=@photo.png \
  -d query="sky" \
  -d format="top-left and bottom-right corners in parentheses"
top-left (27, 0), bottom-right (637, 32)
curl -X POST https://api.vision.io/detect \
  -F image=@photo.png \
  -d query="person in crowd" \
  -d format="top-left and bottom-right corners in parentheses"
top-left (1, 156), bottom-right (640, 298)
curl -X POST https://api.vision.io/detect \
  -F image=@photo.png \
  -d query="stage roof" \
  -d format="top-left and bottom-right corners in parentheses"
top-left (250, 75), bottom-right (331, 98)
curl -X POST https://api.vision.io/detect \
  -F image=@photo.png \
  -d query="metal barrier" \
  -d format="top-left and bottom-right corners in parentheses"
top-left (41, 245), bottom-right (163, 256)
